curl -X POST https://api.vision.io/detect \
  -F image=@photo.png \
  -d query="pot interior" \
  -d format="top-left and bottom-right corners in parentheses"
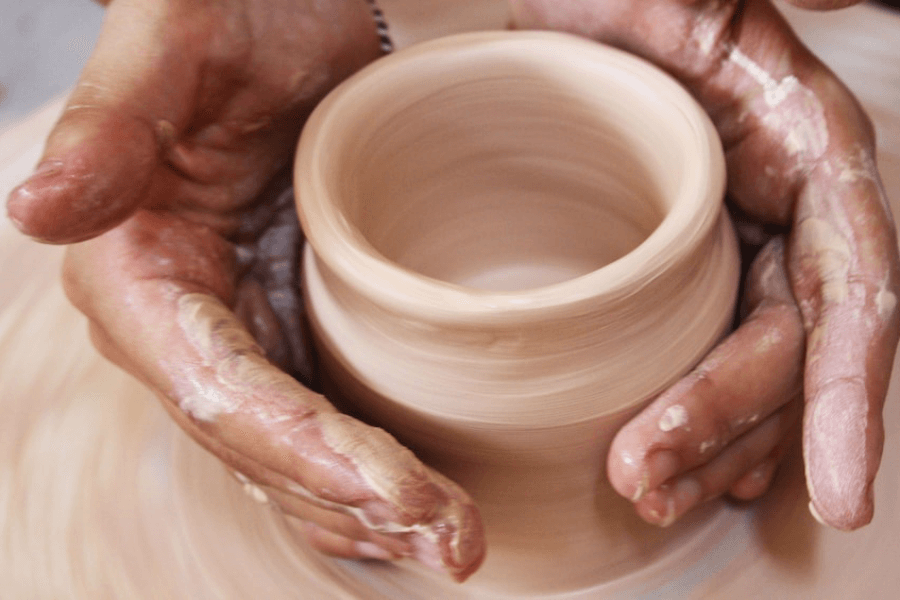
top-left (329, 47), bottom-right (695, 291)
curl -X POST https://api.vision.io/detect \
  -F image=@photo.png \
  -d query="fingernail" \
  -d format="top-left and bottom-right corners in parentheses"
top-left (10, 160), bottom-right (65, 199)
top-left (645, 449), bottom-right (681, 489)
top-left (651, 495), bottom-right (677, 528)
top-left (808, 501), bottom-right (827, 525)
top-left (32, 159), bottom-right (65, 179)
top-left (7, 160), bottom-right (66, 238)
top-left (355, 541), bottom-right (401, 561)
top-left (631, 470), bottom-right (650, 502)
top-left (645, 477), bottom-right (702, 528)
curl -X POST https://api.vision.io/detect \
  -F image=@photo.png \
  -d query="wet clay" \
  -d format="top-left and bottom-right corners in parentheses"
top-left (4, 1), bottom-right (900, 599)
top-left (173, 291), bottom-right (485, 580)
top-left (295, 30), bottom-right (739, 595)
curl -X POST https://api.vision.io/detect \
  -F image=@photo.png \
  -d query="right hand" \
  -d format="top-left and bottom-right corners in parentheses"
top-left (511, 0), bottom-right (900, 531)
top-left (6, 0), bottom-right (484, 580)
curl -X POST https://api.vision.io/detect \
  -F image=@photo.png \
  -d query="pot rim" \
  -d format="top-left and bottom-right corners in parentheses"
top-left (294, 30), bottom-right (726, 324)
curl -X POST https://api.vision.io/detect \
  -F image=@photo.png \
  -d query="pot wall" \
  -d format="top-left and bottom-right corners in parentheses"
top-left (296, 31), bottom-right (740, 595)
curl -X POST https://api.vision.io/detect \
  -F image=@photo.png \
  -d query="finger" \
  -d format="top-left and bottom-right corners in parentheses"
top-left (635, 398), bottom-right (801, 527)
top-left (64, 213), bottom-right (485, 581)
top-left (298, 521), bottom-right (401, 562)
top-left (728, 457), bottom-right (779, 501)
top-left (247, 480), bottom-right (413, 558)
top-left (608, 238), bottom-right (805, 502)
top-left (234, 277), bottom-right (293, 372)
top-left (790, 172), bottom-right (900, 529)
top-left (6, 0), bottom-right (201, 243)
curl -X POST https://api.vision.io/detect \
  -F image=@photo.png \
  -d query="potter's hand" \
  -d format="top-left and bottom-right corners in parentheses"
top-left (6, 0), bottom-right (484, 579)
top-left (512, 0), bottom-right (900, 529)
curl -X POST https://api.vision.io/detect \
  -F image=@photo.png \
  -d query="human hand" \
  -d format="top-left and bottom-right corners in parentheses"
top-left (510, 0), bottom-right (900, 530)
top-left (6, 0), bottom-right (484, 580)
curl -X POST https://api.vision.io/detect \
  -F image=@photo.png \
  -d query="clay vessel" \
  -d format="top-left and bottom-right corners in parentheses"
top-left (294, 31), bottom-right (740, 596)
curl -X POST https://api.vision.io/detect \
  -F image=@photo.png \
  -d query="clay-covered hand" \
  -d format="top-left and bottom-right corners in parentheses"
top-left (6, 0), bottom-right (484, 580)
top-left (511, 0), bottom-right (900, 530)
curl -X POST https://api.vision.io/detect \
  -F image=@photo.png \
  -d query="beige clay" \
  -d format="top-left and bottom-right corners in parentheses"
top-left (295, 30), bottom-right (739, 596)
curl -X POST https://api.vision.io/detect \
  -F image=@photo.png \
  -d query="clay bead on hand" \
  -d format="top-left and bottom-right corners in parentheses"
top-left (6, 0), bottom-right (484, 581)
top-left (510, 0), bottom-right (900, 530)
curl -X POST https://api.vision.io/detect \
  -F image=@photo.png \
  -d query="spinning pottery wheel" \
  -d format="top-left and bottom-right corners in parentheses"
top-left (2, 1), bottom-right (900, 598)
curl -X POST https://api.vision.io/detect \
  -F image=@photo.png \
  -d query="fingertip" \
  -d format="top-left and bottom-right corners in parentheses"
top-left (806, 464), bottom-right (875, 530)
top-left (804, 378), bottom-right (880, 531)
top-left (7, 110), bottom-right (158, 244)
top-left (7, 160), bottom-right (66, 242)
top-left (606, 428), bottom-right (653, 502)
top-left (448, 502), bottom-right (487, 581)
top-left (636, 491), bottom-right (673, 528)
top-left (399, 490), bottom-right (484, 582)
top-left (608, 436), bottom-right (683, 504)
top-left (611, 448), bottom-right (681, 505)
top-left (728, 460), bottom-right (777, 501)
top-left (351, 453), bottom-right (486, 581)
top-left (423, 499), bottom-right (485, 582)
top-left (807, 481), bottom-right (874, 531)
top-left (606, 447), bottom-right (641, 501)
top-left (636, 477), bottom-right (702, 528)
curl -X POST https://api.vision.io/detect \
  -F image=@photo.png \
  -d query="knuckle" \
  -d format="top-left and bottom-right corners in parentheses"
top-left (686, 371), bottom-right (737, 443)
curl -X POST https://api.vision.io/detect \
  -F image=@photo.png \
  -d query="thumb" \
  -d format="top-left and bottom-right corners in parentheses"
top-left (6, 0), bottom-right (196, 244)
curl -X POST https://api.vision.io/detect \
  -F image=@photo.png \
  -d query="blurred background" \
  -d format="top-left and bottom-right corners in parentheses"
top-left (0, 0), bottom-right (103, 129)
top-left (0, 0), bottom-right (897, 131)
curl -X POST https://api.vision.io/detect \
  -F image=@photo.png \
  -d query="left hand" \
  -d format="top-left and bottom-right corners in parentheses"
top-left (511, 0), bottom-right (900, 530)
top-left (7, 0), bottom-right (485, 579)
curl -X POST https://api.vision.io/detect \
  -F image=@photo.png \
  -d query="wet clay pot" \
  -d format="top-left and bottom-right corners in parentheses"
top-left (294, 31), bottom-right (740, 596)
